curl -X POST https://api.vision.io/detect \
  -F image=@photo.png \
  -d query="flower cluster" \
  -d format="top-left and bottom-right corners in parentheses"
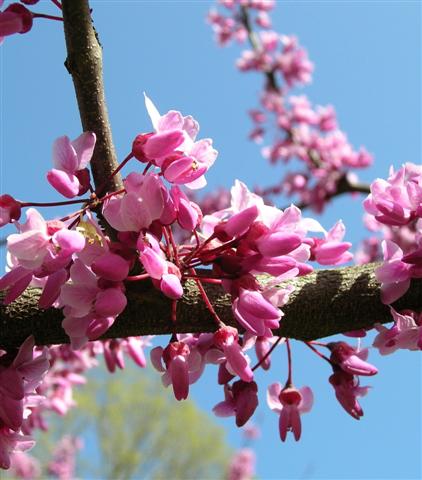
top-left (0, 94), bottom-right (366, 459)
top-left (208, 1), bottom-right (372, 212)
top-left (0, 337), bottom-right (49, 469)
top-left (363, 163), bottom-right (422, 304)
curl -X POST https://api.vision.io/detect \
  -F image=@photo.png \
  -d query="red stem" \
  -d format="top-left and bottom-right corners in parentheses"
top-left (286, 338), bottom-right (293, 386)
top-left (20, 198), bottom-right (89, 208)
top-left (50, 0), bottom-right (63, 9)
top-left (252, 336), bottom-right (284, 372)
top-left (304, 342), bottom-right (332, 365)
top-left (183, 276), bottom-right (222, 285)
top-left (95, 153), bottom-right (133, 195)
top-left (125, 273), bottom-right (150, 282)
top-left (32, 12), bottom-right (63, 21)
top-left (189, 269), bottom-right (223, 328)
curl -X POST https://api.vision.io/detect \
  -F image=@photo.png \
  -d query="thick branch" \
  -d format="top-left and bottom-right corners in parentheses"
top-left (1, 263), bottom-right (421, 349)
top-left (61, 0), bottom-right (122, 194)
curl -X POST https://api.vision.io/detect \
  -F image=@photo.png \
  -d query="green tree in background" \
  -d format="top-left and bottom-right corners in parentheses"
top-left (7, 363), bottom-right (231, 480)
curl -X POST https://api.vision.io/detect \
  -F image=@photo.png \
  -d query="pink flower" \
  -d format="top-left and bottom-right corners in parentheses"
top-left (276, 36), bottom-right (313, 87)
top-left (227, 448), bottom-right (255, 480)
top-left (137, 234), bottom-right (183, 299)
top-left (103, 172), bottom-right (164, 232)
top-left (232, 287), bottom-right (281, 337)
top-left (0, 427), bottom-right (35, 470)
top-left (213, 326), bottom-right (254, 382)
top-left (9, 451), bottom-right (40, 479)
top-left (150, 341), bottom-right (202, 401)
top-left (60, 259), bottom-right (127, 348)
top-left (143, 94), bottom-right (218, 189)
top-left (267, 383), bottom-right (313, 441)
top-left (170, 186), bottom-right (202, 232)
top-left (373, 307), bottom-right (422, 354)
top-left (329, 370), bottom-right (369, 420)
top-left (308, 220), bottom-right (353, 265)
top-left (0, 195), bottom-right (21, 227)
top-left (327, 342), bottom-right (378, 376)
top-left (0, 336), bottom-right (49, 433)
top-left (47, 132), bottom-right (95, 198)
top-left (0, 3), bottom-right (32, 44)
top-left (375, 240), bottom-right (412, 304)
top-left (364, 163), bottom-right (422, 226)
top-left (0, 209), bottom-right (85, 305)
top-left (213, 380), bottom-right (258, 427)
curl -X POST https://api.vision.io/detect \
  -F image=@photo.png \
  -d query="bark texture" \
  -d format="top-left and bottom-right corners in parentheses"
top-left (1, 264), bottom-right (421, 348)
top-left (61, 0), bottom-right (123, 195)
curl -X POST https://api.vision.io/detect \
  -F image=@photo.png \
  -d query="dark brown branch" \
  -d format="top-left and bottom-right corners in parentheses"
top-left (1, 263), bottom-right (421, 349)
top-left (61, 0), bottom-right (122, 195)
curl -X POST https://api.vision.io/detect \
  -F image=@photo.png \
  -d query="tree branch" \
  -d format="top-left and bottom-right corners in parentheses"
top-left (6, 3), bottom-right (413, 353)
top-left (61, 0), bottom-right (122, 194)
top-left (1, 263), bottom-right (421, 349)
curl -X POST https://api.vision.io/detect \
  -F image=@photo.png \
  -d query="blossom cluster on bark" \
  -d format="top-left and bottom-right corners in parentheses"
top-left (0, 0), bottom-right (421, 474)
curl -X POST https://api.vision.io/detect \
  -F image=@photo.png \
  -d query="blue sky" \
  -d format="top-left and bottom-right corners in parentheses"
top-left (1, 1), bottom-right (421, 478)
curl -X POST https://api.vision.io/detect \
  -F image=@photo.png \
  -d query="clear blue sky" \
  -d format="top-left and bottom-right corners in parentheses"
top-left (1, 1), bottom-right (421, 478)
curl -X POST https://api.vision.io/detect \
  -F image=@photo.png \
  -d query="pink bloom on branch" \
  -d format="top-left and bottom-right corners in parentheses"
top-left (0, 336), bottom-right (49, 434)
top-left (0, 3), bottom-right (32, 44)
top-left (1, 209), bottom-right (85, 305)
top-left (137, 234), bottom-right (183, 299)
top-left (103, 172), bottom-right (164, 233)
top-left (213, 380), bottom-right (259, 427)
top-left (227, 448), bottom-right (256, 480)
top-left (267, 383), bottom-right (313, 441)
top-left (213, 326), bottom-right (254, 382)
top-left (363, 163), bottom-right (422, 226)
top-left (276, 36), bottom-right (313, 87)
top-left (307, 220), bottom-right (353, 265)
top-left (0, 195), bottom-right (21, 227)
top-left (0, 427), bottom-right (35, 470)
top-left (373, 307), bottom-right (422, 354)
top-left (9, 451), bottom-right (40, 479)
top-left (150, 341), bottom-right (202, 401)
top-left (375, 240), bottom-right (412, 304)
top-left (47, 132), bottom-right (95, 198)
top-left (232, 287), bottom-right (282, 337)
top-left (142, 94), bottom-right (218, 189)
top-left (327, 341), bottom-right (377, 376)
top-left (329, 370), bottom-right (369, 420)
top-left (60, 259), bottom-right (127, 348)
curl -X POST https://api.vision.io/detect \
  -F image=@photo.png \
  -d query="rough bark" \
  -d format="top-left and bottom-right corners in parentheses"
top-left (1, 264), bottom-right (421, 348)
top-left (61, 0), bottom-right (123, 195)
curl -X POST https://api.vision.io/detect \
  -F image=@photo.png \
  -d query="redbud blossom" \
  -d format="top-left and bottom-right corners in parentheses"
top-left (213, 326), bottom-right (254, 382)
top-left (213, 381), bottom-right (259, 427)
top-left (329, 370), bottom-right (369, 420)
top-left (0, 4), bottom-right (32, 43)
top-left (47, 133), bottom-right (95, 198)
top-left (267, 383), bottom-right (313, 441)
top-left (327, 342), bottom-right (378, 376)
top-left (0, 195), bottom-right (21, 227)
top-left (373, 308), bottom-right (422, 354)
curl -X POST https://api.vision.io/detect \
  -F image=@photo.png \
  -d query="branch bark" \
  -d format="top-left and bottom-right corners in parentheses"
top-left (1, 263), bottom-right (421, 348)
top-left (61, 0), bottom-right (122, 195)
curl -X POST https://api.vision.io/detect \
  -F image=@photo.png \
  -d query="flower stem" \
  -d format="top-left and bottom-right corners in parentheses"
top-left (51, 0), bottom-right (62, 9)
top-left (20, 198), bottom-right (90, 208)
top-left (252, 336), bottom-right (284, 372)
top-left (32, 12), bottom-right (63, 21)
